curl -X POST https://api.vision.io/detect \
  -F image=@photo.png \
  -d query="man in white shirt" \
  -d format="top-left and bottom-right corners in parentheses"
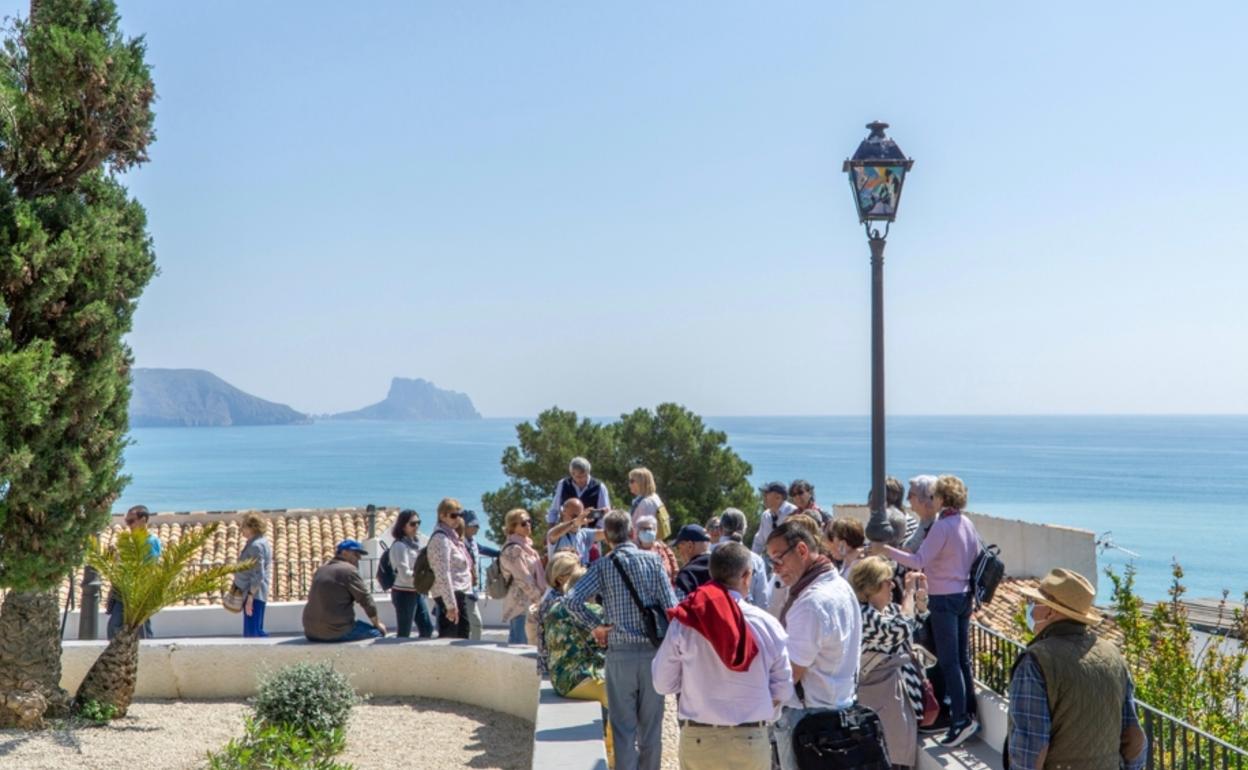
top-left (750, 481), bottom-right (798, 561)
top-left (713, 508), bottom-right (771, 609)
top-left (652, 542), bottom-right (793, 770)
top-left (765, 520), bottom-right (862, 770)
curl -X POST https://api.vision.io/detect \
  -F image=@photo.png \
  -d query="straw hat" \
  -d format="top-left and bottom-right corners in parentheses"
top-left (1020, 568), bottom-right (1102, 626)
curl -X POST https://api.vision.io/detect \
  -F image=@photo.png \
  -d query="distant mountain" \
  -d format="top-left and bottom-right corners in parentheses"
top-left (131, 369), bottom-right (310, 427)
top-left (331, 377), bottom-right (481, 421)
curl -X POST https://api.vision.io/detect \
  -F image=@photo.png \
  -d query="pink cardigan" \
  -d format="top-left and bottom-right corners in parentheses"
top-left (500, 534), bottom-right (548, 623)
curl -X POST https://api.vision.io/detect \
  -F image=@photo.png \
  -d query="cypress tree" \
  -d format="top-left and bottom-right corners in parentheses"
top-left (0, 0), bottom-right (155, 728)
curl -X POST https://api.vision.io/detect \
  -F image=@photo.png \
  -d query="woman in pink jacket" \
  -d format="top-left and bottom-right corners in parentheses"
top-left (500, 508), bottom-right (547, 644)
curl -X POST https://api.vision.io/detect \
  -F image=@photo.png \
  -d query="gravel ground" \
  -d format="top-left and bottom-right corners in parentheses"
top-left (0, 697), bottom-right (533, 770)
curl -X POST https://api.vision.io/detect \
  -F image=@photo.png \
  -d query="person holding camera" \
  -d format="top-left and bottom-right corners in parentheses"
top-left (546, 498), bottom-right (604, 565)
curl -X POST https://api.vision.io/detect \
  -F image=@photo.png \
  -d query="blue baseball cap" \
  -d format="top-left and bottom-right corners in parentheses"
top-left (460, 510), bottom-right (480, 528)
top-left (335, 538), bottom-right (368, 554)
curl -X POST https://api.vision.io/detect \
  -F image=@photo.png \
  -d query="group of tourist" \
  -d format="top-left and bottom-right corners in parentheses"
top-left (526, 461), bottom-right (1147, 770)
top-left (121, 452), bottom-right (1146, 770)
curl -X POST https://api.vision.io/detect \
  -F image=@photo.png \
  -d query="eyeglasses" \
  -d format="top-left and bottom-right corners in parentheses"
top-left (447, 512), bottom-right (462, 519)
top-left (406, 520), bottom-right (419, 527)
top-left (768, 544), bottom-right (796, 567)
top-left (519, 519), bottom-right (532, 527)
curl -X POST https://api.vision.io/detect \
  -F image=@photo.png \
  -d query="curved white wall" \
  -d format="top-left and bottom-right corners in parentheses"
top-left (61, 637), bottom-right (538, 722)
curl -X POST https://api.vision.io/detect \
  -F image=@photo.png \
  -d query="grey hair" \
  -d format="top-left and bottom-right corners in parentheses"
top-left (908, 474), bottom-right (938, 505)
top-left (569, 457), bottom-right (591, 474)
top-left (705, 516), bottom-right (721, 530)
top-left (710, 542), bottom-right (753, 584)
top-left (602, 510), bottom-right (632, 544)
top-left (635, 515), bottom-right (657, 530)
top-left (719, 508), bottom-right (747, 540)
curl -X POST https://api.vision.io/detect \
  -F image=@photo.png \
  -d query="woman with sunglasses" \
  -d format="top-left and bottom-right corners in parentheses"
top-left (389, 509), bottom-right (434, 638)
top-left (429, 497), bottom-right (474, 639)
top-left (500, 508), bottom-right (548, 644)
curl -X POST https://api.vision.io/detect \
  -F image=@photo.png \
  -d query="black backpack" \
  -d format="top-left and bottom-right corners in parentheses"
top-left (376, 542), bottom-right (396, 591)
top-left (790, 702), bottom-right (891, 770)
top-left (970, 542), bottom-right (1005, 610)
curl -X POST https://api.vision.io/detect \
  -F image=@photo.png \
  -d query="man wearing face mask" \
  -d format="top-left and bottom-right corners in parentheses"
top-left (1007, 568), bottom-right (1147, 770)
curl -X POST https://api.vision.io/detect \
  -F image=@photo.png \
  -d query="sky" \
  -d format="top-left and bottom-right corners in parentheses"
top-left (10, 2), bottom-right (1247, 417)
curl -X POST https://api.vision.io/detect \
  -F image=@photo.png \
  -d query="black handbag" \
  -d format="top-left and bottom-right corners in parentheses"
top-left (790, 702), bottom-right (891, 770)
top-left (610, 553), bottom-right (668, 647)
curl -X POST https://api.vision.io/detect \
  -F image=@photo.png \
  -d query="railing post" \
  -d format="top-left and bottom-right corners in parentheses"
top-left (79, 565), bottom-right (101, 640)
top-left (366, 503), bottom-right (376, 540)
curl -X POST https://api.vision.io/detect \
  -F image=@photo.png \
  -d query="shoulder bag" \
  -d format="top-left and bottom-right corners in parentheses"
top-left (610, 552), bottom-right (668, 647)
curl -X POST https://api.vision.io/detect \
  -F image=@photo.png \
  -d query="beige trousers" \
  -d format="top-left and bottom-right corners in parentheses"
top-left (678, 723), bottom-right (770, 770)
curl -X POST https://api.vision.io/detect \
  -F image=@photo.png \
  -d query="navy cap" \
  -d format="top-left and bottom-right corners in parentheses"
top-left (672, 524), bottom-right (711, 544)
top-left (461, 510), bottom-right (480, 528)
top-left (335, 538), bottom-right (368, 554)
top-left (760, 481), bottom-right (787, 496)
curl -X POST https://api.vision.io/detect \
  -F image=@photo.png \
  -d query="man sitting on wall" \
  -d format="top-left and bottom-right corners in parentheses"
top-left (302, 539), bottom-right (388, 642)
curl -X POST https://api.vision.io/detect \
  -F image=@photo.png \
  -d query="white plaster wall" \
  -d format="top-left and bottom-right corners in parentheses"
top-left (832, 505), bottom-right (1098, 588)
top-left (60, 638), bottom-right (539, 722)
top-left (62, 594), bottom-right (508, 640)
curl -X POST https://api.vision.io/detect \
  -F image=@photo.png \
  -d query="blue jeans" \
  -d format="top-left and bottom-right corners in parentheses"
top-left (508, 614), bottom-right (527, 644)
top-left (928, 592), bottom-right (975, 724)
top-left (242, 599), bottom-right (267, 637)
top-left (391, 589), bottom-right (434, 638)
top-left (308, 620), bottom-right (382, 643)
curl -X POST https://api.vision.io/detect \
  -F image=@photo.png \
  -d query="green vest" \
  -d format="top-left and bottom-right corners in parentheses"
top-left (1015, 620), bottom-right (1127, 770)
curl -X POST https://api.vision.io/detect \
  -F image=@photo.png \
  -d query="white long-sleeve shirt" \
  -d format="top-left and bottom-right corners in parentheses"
top-left (651, 590), bottom-right (794, 725)
top-left (751, 501), bottom-right (798, 558)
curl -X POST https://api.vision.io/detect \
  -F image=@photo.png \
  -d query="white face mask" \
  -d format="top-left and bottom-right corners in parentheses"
top-left (1025, 601), bottom-right (1037, 633)
top-left (638, 529), bottom-right (657, 545)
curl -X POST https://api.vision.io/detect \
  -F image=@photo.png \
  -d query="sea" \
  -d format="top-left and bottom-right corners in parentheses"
top-left (115, 415), bottom-right (1248, 603)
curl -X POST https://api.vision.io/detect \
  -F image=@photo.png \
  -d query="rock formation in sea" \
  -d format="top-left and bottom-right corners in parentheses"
top-left (331, 377), bottom-right (481, 421)
top-left (130, 368), bottom-right (310, 427)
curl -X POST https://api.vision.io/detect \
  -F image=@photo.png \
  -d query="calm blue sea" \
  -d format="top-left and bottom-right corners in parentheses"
top-left (116, 416), bottom-right (1248, 602)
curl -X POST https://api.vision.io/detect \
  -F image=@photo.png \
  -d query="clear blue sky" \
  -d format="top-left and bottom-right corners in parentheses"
top-left (14, 2), bottom-right (1247, 416)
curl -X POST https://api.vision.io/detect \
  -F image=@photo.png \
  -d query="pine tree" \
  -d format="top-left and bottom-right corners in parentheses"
top-left (0, 0), bottom-right (156, 728)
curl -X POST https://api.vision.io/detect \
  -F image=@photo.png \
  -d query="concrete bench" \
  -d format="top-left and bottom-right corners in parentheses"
top-left (532, 680), bottom-right (608, 770)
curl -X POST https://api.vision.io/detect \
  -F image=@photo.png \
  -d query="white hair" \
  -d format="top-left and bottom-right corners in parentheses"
top-left (908, 475), bottom-right (938, 505)
top-left (635, 515), bottom-right (657, 530)
top-left (569, 457), bottom-right (591, 474)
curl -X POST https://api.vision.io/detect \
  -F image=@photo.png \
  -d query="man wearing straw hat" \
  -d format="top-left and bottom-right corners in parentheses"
top-left (1006, 568), bottom-right (1147, 770)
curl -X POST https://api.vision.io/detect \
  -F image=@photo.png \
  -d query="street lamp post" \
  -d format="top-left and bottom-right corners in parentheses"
top-left (844, 121), bottom-right (914, 543)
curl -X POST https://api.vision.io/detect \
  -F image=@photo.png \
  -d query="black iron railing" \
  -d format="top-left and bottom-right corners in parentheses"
top-left (969, 621), bottom-right (1248, 769)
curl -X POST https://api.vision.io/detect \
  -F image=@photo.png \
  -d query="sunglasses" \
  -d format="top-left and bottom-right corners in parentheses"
top-left (447, 512), bottom-right (463, 519)
top-left (519, 519), bottom-right (532, 527)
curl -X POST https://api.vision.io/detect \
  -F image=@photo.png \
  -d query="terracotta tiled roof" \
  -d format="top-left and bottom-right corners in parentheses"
top-left (973, 577), bottom-right (1124, 647)
top-left (52, 507), bottom-right (399, 609)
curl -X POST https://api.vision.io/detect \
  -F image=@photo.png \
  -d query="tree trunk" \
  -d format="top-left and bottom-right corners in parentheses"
top-left (74, 624), bottom-right (139, 718)
top-left (0, 590), bottom-right (70, 728)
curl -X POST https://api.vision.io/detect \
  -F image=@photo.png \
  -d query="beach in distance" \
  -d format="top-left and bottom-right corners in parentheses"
top-left (115, 415), bottom-right (1248, 603)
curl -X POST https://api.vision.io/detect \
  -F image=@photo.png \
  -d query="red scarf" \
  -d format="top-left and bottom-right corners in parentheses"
top-left (667, 581), bottom-right (758, 672)
top-left (779, 555), bottom-right (834, 625)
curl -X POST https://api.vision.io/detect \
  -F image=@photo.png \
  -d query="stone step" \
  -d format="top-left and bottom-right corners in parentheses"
top-left (917, 734), bottom-right (1004, 770)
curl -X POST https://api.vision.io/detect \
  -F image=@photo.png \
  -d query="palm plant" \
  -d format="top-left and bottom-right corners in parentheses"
top-left (74, 523), bottom-right (253, 717)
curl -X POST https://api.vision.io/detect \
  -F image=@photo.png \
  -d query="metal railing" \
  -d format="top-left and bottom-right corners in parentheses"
top-left (969, 621), bottom-right (1248, 768)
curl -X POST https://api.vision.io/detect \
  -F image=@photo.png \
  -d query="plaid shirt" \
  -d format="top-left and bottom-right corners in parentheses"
top-left (564, 542), bottom-right (677, 647)
top-left (1008, 653), bottom-right (1146, 770)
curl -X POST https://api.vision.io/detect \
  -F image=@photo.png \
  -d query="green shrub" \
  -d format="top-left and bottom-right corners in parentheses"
top-left (206, 717), bottom-right (353, 770)
top-left (77, 699), bottom-right (117, 725)
top-left (253, 661), bottom-right (360, 736)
